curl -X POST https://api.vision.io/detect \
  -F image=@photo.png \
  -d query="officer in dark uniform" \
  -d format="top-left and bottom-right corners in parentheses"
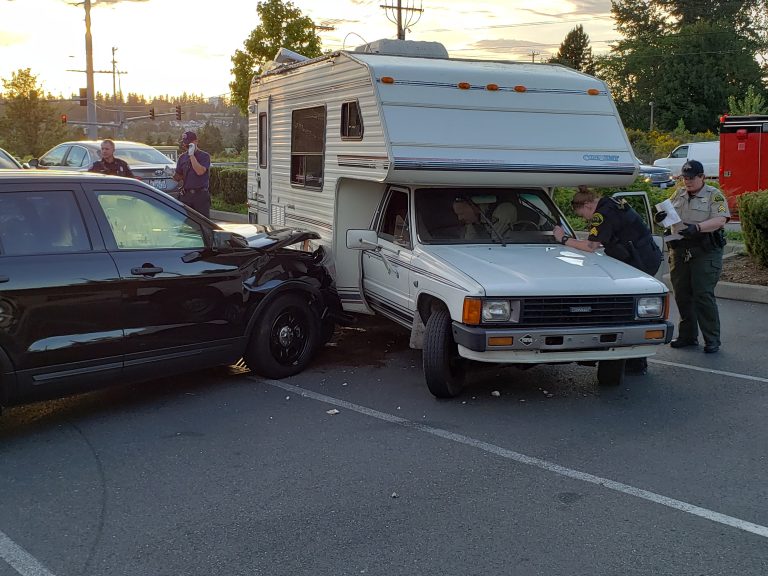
top-left (88, 139), bottom-right (134, 178)
top-left (553, 186), bottom-right (662, 373)
top-left (656, 160), bottom-right (729, 353)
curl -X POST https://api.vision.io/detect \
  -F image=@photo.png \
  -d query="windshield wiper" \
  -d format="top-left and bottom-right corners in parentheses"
top-left (519, 196), bottom-right (559, 229)
top-left (464, 197), bottom-right (505, 245)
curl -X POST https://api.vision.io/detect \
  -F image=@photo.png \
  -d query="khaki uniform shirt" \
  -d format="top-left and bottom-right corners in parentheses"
top-left (670, 184), bottom-right (730, 232)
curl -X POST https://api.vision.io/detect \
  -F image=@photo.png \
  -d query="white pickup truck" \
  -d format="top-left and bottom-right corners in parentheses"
top-left (246, 39), bottom-right (673, 397)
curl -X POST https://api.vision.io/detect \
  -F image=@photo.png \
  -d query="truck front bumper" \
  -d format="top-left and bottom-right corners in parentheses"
top-left (452, 321), bottom-right (674, 364)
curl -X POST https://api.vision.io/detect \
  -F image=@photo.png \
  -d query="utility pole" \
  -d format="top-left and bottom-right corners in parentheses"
top-left (530, 50), bottom-right (540, 63)
top-left (380, 0), bottom-right (423, 40)
top-left (84, 0), bottom-right (97, 138)
top-left (649, 101), bottom-right (655, 131)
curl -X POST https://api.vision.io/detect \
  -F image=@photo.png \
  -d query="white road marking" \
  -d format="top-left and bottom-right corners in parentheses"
top-left (259, 377), bottom-right (768, 540)
top-left (0, 530), bottom-right (57, 576)
top-left (649, 358), bottom-right (768, 383)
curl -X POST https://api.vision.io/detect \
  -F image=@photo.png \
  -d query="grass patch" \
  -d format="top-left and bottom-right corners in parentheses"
top-left (725, 229), bottom-right (744, 243)
top-left (211, 196), bottom-right (248, 215)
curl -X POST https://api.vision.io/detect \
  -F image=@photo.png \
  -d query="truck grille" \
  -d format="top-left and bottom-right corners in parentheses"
top-left (521, 296), bottom-right (636, 326)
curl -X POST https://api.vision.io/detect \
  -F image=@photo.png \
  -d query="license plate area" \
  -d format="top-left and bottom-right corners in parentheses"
top-left (148, 178), bottom-right (166, 189)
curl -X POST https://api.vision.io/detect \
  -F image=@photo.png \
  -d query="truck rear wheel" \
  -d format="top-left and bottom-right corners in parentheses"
top-left (597, 359), bottom-right (626, 387)
top-left (423, 308), bottom-right (465, 398)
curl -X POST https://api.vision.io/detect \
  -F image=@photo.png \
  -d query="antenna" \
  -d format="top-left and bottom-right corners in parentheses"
top-left (380, 0), bottom-right (423, 40)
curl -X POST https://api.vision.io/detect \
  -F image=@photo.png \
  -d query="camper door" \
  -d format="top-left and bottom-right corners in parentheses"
top-left (256, 100), bottom-right (271, 221)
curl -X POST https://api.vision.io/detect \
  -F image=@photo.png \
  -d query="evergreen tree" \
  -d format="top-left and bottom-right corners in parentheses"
top-left (728, 86), bottom-right (768, 115)
top-left (199, 122), bottom-right (225, 155)
top-left (229, 0), bottom-right (322, 116)
top-left (549, 25), bottom-right (595, 75)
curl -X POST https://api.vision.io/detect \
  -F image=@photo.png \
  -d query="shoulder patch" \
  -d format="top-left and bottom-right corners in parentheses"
top-left (713, 193), bottom-right (725, 203)
top-left (590, 212), bottom-right (605, 226)
top-left (590, 227), bottom-right (599, 236)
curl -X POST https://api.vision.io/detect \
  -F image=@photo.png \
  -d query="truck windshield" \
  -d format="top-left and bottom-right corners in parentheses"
top-left (414, 187), bottom-right (562, 245)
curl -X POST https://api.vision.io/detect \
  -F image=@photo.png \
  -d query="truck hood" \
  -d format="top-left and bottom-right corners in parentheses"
top-left (424, 244), bottom-right (666, 296)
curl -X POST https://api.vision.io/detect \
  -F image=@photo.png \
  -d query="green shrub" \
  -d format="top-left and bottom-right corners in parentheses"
top-left (218, 167), bottom-right (247, 205)
top-left (209, 165), bottom-right (225, 197)
top-left (738, 190), bottom-right (768, 266)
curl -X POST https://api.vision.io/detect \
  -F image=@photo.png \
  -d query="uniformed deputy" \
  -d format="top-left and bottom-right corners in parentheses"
top-left (553, 186), bottom-right (662, 374)
top-left (657, 160), bottom-right (729, 354)
top-left (88, 139), bottom-right (134, 178)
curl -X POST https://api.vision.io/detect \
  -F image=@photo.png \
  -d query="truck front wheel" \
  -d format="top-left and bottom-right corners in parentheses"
top-left (597, 359), bottom-right (626, 387)
top-left (423, 308), bottom-right (465, 398)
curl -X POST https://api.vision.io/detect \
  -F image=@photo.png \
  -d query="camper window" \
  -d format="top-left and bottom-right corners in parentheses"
top-left (258, 113), bottom-right (268, 168)
top-left (291, 106), bottom-right (326, 189)
top-left (341, 101), bottom-right (363, 140)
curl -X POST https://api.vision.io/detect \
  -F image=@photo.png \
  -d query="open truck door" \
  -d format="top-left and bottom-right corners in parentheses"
top-left (612, 190), bottom-right (664, 279)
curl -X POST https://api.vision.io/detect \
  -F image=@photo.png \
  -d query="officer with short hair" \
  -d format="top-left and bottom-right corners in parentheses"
top-left (89, 139), bottom-right (134, 178)
top-left (553, 186), bottom-right (662, 374)
top-left (659, 160), bottom-right (729, 353)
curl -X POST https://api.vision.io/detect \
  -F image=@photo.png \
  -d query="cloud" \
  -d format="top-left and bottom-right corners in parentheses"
top-left (93, 0), bottom-right (150, 4)
top-left (0, 30), bottom-right (29, 46)
top-left (521, 0), bottom-right (611, 19)
top-left (467, 38), bottom-right (555, 58)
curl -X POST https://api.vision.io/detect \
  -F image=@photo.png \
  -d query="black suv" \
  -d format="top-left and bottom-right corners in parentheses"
top-left (0, 170), bottom-right (341, 411)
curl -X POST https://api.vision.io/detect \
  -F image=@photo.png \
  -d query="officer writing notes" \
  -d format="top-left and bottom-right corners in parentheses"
top-left (657, 160), bottom-right (729, 354)
top-left (553, 186), bottom-right (662, 374)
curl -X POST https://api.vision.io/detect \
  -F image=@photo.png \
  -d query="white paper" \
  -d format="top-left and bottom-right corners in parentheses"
top-left (655, 199), bottom-right (681, 227)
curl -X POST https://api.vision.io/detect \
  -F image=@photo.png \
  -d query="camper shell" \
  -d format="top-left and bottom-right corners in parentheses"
top-left (719, 114), bottom-right (768, 217)
top-left (246, 41), bottom-right (672, 397)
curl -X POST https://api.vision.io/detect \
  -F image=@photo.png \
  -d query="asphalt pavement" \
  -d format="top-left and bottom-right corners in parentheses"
top-left (1, 296), bottom-right (767, 576)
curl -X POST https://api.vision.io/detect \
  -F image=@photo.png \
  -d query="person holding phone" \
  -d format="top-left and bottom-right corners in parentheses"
top-left (173, 131), bottom-right (211, 217)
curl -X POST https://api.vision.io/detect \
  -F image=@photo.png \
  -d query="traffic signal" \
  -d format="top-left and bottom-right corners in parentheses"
top-left (149, 107), bottom-right (156, 120)
top-left (61, 114), bottom-right (68, 124)
top-left (175, 105), bottom-right (182, 121)
top-left (79, 88), bottom-right (87, 107)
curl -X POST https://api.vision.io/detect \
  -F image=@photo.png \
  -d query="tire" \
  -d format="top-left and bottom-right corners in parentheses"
top-left (597, 359), bottom-right (626, 387)
top-left (423, 308), bottom-right (465, 398)
top-left (245, 293), bottom-right (321, 379)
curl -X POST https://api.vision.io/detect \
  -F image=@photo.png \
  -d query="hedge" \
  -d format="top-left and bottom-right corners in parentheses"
top-left (739, 190), bottom-right (768, 267)
top-left (209, 166), bottom-right (247, 205)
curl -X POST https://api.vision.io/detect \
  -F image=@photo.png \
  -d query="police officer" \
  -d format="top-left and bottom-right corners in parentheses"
top-left (89, 139), bottom-right (134, 178)
top-left (553, 186), bottom-right (662, 373)
top-left (657, 160), bottom-right (729, 353)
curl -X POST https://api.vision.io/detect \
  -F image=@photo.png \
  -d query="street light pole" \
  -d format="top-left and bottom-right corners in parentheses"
top-left (84, 0), bottom-right (98, 138)
top-left (649, 101), bottom-right (655, 131)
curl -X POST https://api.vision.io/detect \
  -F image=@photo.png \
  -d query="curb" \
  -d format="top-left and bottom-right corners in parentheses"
top-left (211, 209), bottom-right (249, 224)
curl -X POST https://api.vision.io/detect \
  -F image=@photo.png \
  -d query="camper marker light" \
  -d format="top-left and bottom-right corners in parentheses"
top-left (719, 114), bottom-right (728, 124)
top-left (587, 88), bottom-right (600, 95)
top-left (380, 76), bottom-right (395, 84)
top-left (462, 298), bottom-right (482, 325)
top-left (458, 82), bottom-right (471, 90)
top-left (514, 85), bottom-right (527, 93)
top-left (486, 84), bottom-right (499, 91)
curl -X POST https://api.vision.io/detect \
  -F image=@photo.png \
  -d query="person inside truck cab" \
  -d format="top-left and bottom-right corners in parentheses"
top-left (452, 197), bottom-right (487, 239)
top-left (553, 186), bottom-right (662, 374)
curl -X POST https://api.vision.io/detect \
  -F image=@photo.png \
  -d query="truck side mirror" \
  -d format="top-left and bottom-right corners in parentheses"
top-left (346, 229), bottom-right (379, 250)
top-left (28, 158), bottom-right (39, 168)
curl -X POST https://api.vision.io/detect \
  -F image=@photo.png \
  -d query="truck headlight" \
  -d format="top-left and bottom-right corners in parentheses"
top-left (637, 296), bottom-right (663, 318)
top-left (482, 300), bottom-right (511, 322)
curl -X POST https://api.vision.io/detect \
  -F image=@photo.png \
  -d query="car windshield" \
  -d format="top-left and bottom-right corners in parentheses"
top-left (111, 147), bottom-right (175, 165)
top-left (415, 187), bottom-right (563, 245)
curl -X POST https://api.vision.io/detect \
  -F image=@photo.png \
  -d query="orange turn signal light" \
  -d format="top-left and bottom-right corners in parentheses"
top-left (462, 298), bottom-right (482, 325)
top-left (380, 76), bottom-right (395, 84)
top-left (663, 293), bottom-right (670, 319)
top-left (645, 330), bottom-right (665, 340)
top-left (488, 337), bottom-right (513, 346)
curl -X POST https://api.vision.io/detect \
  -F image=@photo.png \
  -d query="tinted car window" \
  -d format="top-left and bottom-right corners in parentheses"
top-left (66, 146), bottom-right (90, 168)
top-left (0, 191), bottom-right (91, 255)
top-left (112, 147), bottom-right (176, 165)
top-left (39, 145), bottom-right (69, 167)
top-left (95, 191), bottom-right (204, 249)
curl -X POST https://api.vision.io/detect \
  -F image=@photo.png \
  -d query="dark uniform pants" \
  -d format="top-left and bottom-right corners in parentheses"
top-left (181, 187), bottom-right (211, 218)
top-left (669, 247), bottom-right (723, 346)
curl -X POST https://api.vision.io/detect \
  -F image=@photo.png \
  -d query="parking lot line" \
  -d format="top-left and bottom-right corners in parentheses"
top-left (649, 358), bottom-right (768, 383)
top-left (257, 377), bottom-right (768, 540)
top-left (0, 530), bottom-right (57, 576)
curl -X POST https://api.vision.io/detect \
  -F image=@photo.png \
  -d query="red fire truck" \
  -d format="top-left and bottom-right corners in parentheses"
top-left (719, 114), bottom-right (768, 218)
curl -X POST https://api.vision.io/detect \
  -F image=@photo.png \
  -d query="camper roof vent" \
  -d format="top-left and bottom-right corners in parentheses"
top-left (272, 47), bottom-right (309, 65)
top-left (354, 39), bottom-right (449, 59)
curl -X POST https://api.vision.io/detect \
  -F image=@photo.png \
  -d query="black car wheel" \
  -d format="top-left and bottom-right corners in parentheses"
top-left (246, 293), bottom-right (320, 379)
top-left (597, 359), bottom-right (626, 387)
top-left (423, 308), bottom-right (465, 398)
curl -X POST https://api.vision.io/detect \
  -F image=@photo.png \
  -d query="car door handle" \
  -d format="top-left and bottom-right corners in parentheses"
top-left (0, 276), bottom-right (8, 283)
top-left (130, 266), bottom-right (163, 276)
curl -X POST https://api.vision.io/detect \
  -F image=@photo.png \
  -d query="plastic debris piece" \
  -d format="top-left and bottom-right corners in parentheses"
top-left (391, 492), bottom-right (398, 498)
top-left (326, 409), bottom-right (340, 415)
top-left (491, 391), bottom-right (501, 397)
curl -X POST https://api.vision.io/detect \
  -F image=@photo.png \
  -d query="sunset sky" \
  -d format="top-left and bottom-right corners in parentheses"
top-left (0, 0), bottom-right (617, 100)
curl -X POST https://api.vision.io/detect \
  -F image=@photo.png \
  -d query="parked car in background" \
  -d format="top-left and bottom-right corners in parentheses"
top-left (0, 170), bottom-right (341, 412)
top-left (154, 145), bottom-right (180, 162)
top-left (636, 158), bottom-right (674, 188)
top-left (653, 141), bottom-right (719, 178)
top-left (0, 147), bottom-right (23, 169)
top-left (28, 140), bottom-right (182, 197)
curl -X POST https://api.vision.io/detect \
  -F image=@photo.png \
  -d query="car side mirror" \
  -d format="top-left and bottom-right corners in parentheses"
top-left (346, 229), bottom-right (379, 250)
top-left (212, 229), bottom-right (248, 250)
top-left (28, 158), bottom-right (39, 168)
